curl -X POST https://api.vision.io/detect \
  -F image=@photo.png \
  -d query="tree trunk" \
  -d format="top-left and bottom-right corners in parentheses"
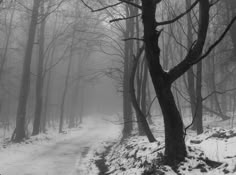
top-left (0, 3), bottom-right (15, 80)
top-left (210, 54), bottom-right (229, 120)
top-left (141, 59), bottom-right (148, 118)
top-left (59, 31), bottom-right (74, 133)
top-left (195, 61), bottom-right (203, 134)
top-left (136, 59), bottom-right (145, 136)
top-left (32, 2), bottom-right (45, 135)
top-left (185, 0), bottom-right (197, 129)
top-left (146, 77), bottom-right (154, 124)
top-left (41, 10), bottom-right (58, 133)
top-left (41, 56), bottom-right (53, 133)
top-left (141, 0), bottom-right (187, 164)
top-left (225, 0), bottom-right (236, 57)
top-left (134, 4), bottom-right (145, 136)
top-left (69, 78), bottom-right (81, 128)
top-left (78, 85), bottom-right (84, 124)
top-left (12, 0), bottom-right (40, 142)
top-left (140, 0), bottom-right (211, 165)
top-left (122, 4), bottom-right (133, 139)
top-left (130, 46), bottom-right (156, 142)
top-left (156, 79), bottom-right (187, 164)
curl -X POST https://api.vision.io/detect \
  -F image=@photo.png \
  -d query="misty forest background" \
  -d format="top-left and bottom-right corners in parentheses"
top-left (0, 0), bottom-right (236, 166)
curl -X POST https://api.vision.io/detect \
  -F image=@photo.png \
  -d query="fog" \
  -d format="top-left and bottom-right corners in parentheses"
top-left (82, 51), bottom-right (122, 115)
top-left (1, 0), bottom-right (236, 174)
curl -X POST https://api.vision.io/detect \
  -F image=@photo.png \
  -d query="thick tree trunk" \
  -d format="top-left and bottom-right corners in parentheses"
top-left (152, 75), bottom-right (187, 164)
top-left (32, 2), bottom-right (45, 135)
top-left (140, 0), bottom-right (211, 165)
top-left (141, 0), bottom-right (187, 164)
top-left (13, 0), bottom-right (40, 142)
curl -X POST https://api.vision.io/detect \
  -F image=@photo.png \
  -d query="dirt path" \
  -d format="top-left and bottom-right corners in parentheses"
top-left (0, 117), bottom-right (120, 175)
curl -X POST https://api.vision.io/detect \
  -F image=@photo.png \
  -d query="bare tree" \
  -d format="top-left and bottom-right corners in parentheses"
top-left (140, 0), bottom-right (235, 164)
top-left (12, 0), bottom-right (41, 142)
top-left (32, 0), bottom-right (46, 136)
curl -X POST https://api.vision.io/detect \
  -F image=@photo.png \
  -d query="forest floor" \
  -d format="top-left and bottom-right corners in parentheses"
top-left (0, 115), bottom-right (121, 175)
top-left (1, 114), bottom-right (236, 175)
top-left (104, 115), bottom-right (236, 175)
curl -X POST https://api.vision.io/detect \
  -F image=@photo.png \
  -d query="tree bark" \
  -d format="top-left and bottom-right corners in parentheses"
top-left (32, 1), bottom-right (45, 135)
top-left (195, 61), bottom-right (203, 134)
top-left (12, 0), bottom-right (40, 142)
top-left (146, 77), bottom-right (154, 124)
top-left (141, 59), bottom-right (148, 119)
top-left (122, 4), bottom-right (133, 139)
top-left (141, 0), bottom-right (211, 164)
top-left (141, 0), bottom-right (187, 164)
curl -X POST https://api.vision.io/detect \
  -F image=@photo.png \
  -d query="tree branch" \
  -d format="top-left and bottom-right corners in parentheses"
top-left (191, 16), bottom-right (236, 65)
top-left (156, 0), bottom-right (199, 26)
top-left (110, 14), bottom-right (141, 23)
top-left (80, 0), bottom-right (122, 12)
top-left (210, 0), bottom-right (221, 7)
top-left (118, 0), bottom-right (142, 9)
top-left (129, 45), bottom-right (156, 142)
top-left (168, 0), bottom-right (210, 83)
top-left (122, 37), bottom-right (144, 41)
top-left (202, 87), bottom-right (236, 101)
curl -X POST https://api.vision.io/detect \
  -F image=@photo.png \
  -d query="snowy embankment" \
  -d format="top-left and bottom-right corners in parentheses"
top-left (105, 128), bottom-right (236, 175)
top-left (0, 115), bottom-right (121, 175)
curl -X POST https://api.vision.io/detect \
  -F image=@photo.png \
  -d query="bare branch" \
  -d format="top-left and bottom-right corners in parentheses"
top-left (118, 0), bottom-right (142, 9)
top-left (210, 0), bottom-right (221, 7)
top-left (122, 37), bottom-right (144, 42)
top-left (110, 14), bottom-right (141, 23)
top-left (156, 0), bottom-right (199, 26)
top-left (202, 87), bottom-right (236, 101)
top-left (168, 0), bottom-right (210, 83)
top-left (191, 16), bottom-right (236, 65)
top-left (80, 0), bottom-right (122, 12)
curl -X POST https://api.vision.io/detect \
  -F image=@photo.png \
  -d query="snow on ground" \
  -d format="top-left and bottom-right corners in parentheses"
top-left (2, 114), bottom-right (236, 175)
top-left (106, 136), bottom-right (166, 175)
top-left (188, 128), bottom-right (236, 174)
top-left (0, 115), bottom-right (121, 175)
top-left (105, 131), bottom-right (236, 175)
top-left (104, 115), bottom-right (236, 175)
